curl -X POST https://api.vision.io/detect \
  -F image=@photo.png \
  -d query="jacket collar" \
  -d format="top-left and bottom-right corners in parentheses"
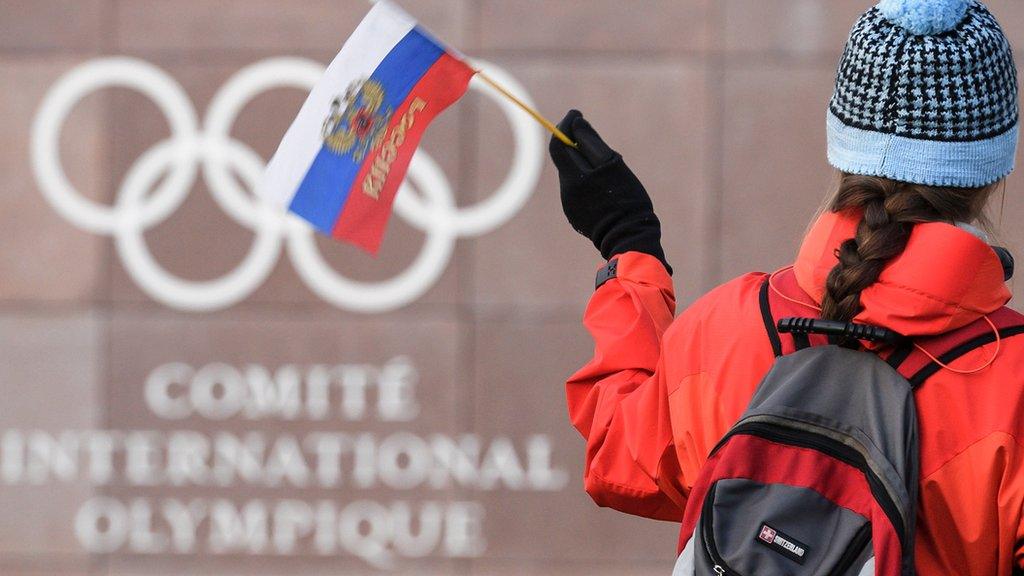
top-left (793, 211), bottom-right (1011, 337)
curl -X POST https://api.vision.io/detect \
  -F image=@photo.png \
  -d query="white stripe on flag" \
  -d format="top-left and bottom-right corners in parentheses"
top-left (258, 0), bottom-right (417, 210)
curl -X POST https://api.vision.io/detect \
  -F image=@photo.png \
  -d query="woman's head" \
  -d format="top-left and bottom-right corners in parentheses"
top-left (819, 172), bottom-right (1000, 322)
top-left (827, 0), bottom-right (1018, 189)
top-left (819, 0), bottom-right (1018, 322)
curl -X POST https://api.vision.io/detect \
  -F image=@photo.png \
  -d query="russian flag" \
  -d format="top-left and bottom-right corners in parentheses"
top-left (260, 1), bottom-right (474, 254)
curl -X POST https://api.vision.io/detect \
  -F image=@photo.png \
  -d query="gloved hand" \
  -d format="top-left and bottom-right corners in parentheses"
top-left (548, 110), bottom-right (671, 274)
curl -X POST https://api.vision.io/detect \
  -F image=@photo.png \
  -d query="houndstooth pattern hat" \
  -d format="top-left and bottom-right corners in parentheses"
top-left (827, 0), bottom-right (1019, 187)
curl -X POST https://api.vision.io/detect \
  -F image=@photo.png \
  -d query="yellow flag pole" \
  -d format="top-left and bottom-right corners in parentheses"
top-left (474, 69), bottom-right (578, 148)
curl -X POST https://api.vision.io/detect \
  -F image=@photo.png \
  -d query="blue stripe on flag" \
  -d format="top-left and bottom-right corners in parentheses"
top-left (289, 29), bottom-right (446, 234)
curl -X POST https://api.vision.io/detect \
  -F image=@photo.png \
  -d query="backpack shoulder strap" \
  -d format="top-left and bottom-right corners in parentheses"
top-left (896, 307), bottom-right (1024, 387)
top-left (758, 271), bottom-right (1024, 387)
top-left (758, 270), bottom-right (840, 356)
top-left (758, 274), bottom-right (784, 357)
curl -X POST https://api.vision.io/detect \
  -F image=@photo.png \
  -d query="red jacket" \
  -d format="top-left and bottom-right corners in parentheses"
top-left (568, 210), bottom-right (1024, 575)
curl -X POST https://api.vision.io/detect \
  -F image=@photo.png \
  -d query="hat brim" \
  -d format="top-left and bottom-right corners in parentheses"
top-left (826, 111), bottom-right (1018, 188)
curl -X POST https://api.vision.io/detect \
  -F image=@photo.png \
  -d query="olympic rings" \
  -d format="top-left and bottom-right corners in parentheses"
top-left (31, 57), bottom-right (200, 235)
top-left (30, 56), bottom-right (543, 313)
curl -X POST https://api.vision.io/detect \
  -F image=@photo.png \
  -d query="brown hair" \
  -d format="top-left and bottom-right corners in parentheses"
top-left (819, 172), bottom-right (999, 322)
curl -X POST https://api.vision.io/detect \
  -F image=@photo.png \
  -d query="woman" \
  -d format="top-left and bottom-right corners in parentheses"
top-left (548, 0), bottom-right (1022, 574)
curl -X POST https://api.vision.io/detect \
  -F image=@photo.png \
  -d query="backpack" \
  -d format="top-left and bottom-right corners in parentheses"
top-left (672, 273), bottom-right (1024, 576)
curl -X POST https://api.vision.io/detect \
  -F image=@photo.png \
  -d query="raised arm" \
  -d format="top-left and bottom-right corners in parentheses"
top-left (550, 112), bottom-right (685, 520)
top-left (568, 252), bottom-right (684, 520)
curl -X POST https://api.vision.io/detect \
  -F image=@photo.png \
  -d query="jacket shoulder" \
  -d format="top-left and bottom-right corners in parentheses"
top-left (664, 272), bottom-right (773, 359)
top-left (915, 304), bottom-right (1024, 475)
top-left (678, 272), bottom-right (768, 322)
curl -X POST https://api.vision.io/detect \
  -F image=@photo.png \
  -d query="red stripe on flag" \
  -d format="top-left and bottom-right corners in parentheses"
top-left (332, 53), bottom-right (474, 254)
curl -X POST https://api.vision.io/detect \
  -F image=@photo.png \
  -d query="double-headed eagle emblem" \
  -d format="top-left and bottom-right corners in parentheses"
top-left (321, 78), bottom-right (394, 162)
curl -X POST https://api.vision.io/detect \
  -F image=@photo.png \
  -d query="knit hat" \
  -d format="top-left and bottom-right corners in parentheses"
top-left (828, 0), bottom-right (1019, 188)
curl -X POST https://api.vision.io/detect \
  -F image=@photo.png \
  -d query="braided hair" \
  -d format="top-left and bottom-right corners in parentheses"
top-left (819, 173), bottom-right (998, 323)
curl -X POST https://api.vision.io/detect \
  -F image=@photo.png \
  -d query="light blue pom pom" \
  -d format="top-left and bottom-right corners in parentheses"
top-left (877, 0), bottom-right (971, 35)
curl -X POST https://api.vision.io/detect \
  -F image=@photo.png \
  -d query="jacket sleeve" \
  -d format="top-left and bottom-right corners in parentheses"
top-left (566, 251), bottom-right (686, 521)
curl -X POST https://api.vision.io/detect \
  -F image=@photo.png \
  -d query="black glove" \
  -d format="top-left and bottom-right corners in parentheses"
top-left (548, 110), bottom-right (671, 274)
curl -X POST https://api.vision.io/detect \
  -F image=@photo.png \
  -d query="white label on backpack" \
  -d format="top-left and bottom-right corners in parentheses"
top-left (756, 523), bottom-right (808, 564)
